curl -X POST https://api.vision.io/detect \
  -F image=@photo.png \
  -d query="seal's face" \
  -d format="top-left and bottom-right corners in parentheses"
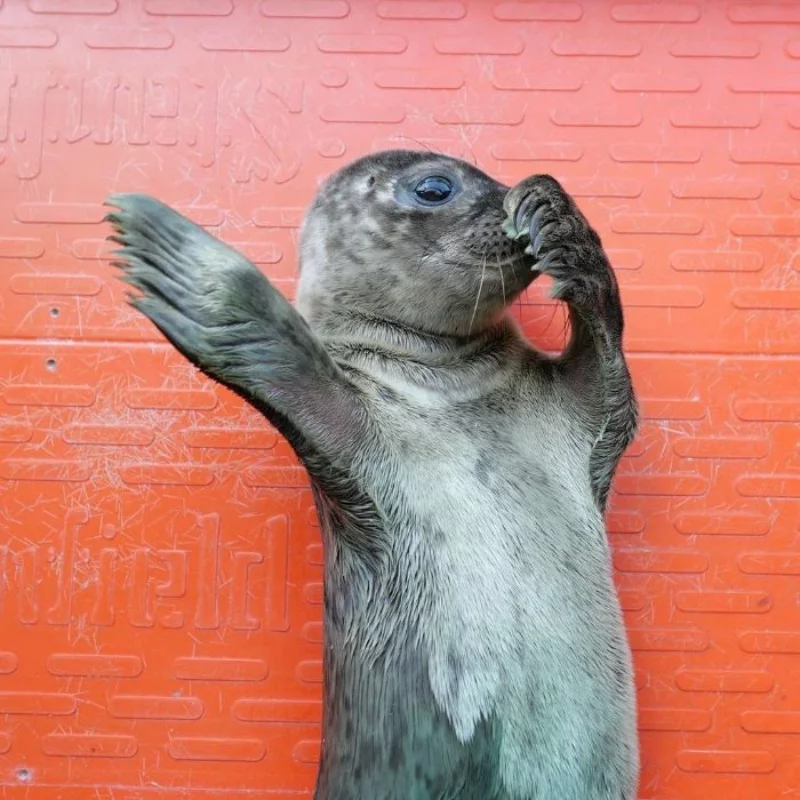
top-left (297, 150), bottom-right (534, 337)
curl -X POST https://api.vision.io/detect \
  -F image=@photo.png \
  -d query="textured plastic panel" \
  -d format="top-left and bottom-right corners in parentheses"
top-left (0, 1), bottom-right (798, 798)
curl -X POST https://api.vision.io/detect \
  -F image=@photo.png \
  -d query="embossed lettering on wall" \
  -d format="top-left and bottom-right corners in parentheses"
top-left (0, 74), bottom-right (303, 182)
top-left (0, 510), bottom-right (291, 631)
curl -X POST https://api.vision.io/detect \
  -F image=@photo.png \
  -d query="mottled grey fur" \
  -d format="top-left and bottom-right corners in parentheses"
top-left (105, 150), bottom-right (639, 800)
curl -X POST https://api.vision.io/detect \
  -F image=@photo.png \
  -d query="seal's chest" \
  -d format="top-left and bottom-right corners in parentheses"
top-left (378, 400), bottom-right (590, 507)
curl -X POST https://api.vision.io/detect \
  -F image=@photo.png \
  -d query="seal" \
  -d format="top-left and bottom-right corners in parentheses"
top-left (105, 149), bottom-right (640, 800)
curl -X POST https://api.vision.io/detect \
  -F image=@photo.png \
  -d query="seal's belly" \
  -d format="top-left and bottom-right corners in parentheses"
top-left (328, 390), bottom-right (638, 797)
top-left (361, 412), bottom-right (636, 796)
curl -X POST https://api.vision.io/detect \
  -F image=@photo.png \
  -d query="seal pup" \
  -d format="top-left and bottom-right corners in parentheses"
top-left (105, 150), bottom-right (640, 800)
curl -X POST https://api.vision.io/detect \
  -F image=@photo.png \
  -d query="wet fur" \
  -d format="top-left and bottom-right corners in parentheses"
top-left (105, 150), bottom-right (639, 800)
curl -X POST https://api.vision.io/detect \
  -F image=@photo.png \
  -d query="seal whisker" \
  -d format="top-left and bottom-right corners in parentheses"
top-left (496, 252), bottom-right (507, 306)
top-left (468, 243), bottom-right (490, 335)
top-left (509, 264), bottom-right (526, 323)
top-left (392, 135), bottom-right (440, 155)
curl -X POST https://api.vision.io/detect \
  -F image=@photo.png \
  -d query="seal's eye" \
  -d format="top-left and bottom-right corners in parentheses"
top-left (414, 176), bottom-right (454, 206)
top-left (394, 172), bottom-right (461, 210)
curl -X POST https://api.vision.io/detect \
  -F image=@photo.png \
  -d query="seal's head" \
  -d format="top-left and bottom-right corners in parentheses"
top-left (296, 150), bottom-right (533, 338)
